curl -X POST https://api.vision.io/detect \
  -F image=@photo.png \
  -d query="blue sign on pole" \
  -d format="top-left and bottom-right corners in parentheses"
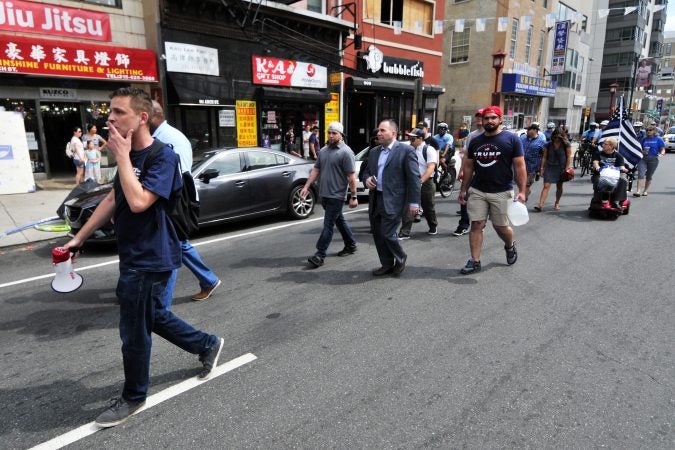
top-left (501, 74), bottom-right (557, 97)
top-left (551, 21), bottom-right (569, 75)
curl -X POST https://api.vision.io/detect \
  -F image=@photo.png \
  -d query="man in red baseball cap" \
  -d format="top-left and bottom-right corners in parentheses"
top-left (457, 106), bottom-right (526, 274)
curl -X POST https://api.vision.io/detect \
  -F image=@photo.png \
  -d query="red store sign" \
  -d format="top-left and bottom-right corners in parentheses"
top-left (0, 0), bottom-right (111, 42)
top-left (252, 55), bottom-right (327, 89)
top-left (0, 35), bottom-right (158, 82)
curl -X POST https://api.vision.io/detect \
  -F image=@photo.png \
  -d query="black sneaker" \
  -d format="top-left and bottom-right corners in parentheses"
top-left (397, 232), bottom-right (410, 240)
top-left (95, 397), bottom-right (146, 428)
top-left (427, 227), bottom-right (438, 235)
top-left (307, 255), bottom-right (324, 267)
top-left (452, 226), bottom-right (469, 236)
top-left (505, 242), bottom-right (517, 265)
top-left (460, 259), bottom-right (481, 275)
top-left (199, 337), bottom-right (224, 380)
top-left (337, 245), bottom-right (357, 256)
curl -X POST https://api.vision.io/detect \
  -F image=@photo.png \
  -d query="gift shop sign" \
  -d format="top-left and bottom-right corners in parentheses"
top-left (0, 35), bottom-right (158, 82)
top-left (252, 56), bottom-right (327, 89)
top-left (0, 0), bottom-right (111, 41)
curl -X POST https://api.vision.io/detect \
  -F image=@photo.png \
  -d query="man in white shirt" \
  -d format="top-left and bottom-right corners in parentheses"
top-left (398, 128), bottom-right (439, 238)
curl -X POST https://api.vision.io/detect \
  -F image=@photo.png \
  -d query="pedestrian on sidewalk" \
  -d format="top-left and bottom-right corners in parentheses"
top-left (70, 127), bottom-right (86, 184)
top-left (302, 121), bottom-right (359, 268)
top-left (64, 88), bottom-right (223, 428)
top-left (84, 140), bottom-right (102, 183)
top-left (457, 106), bottom-right (526, 275)
top-left (149, 100), bottom-right (221, 306)
top-left (363, 119), bottom-right (421, 276)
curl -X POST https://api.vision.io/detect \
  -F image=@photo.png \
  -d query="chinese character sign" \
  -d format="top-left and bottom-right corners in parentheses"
top-left (0, 35), bottom-right (157, 81)
top-left (324, 93), bottom-right (340, 142)
top-left (550, 21), bottom-right (569, 76)
top-left (236, 100), bottom-right (258, 147)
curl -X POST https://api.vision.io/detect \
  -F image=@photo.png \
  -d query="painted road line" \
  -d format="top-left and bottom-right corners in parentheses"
top-left (28, 353), bottom-right (257, 450)
top-left (0, 207), bottom-right (369, 289)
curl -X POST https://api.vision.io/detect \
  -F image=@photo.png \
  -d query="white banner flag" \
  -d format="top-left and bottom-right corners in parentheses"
top-left (498, 17), bottom-right (508, 32)
top-left (454, 19), bottom-right (465, 33)
top-left (435, 20), bottom-right (444, 34)
top-left (598, 9), bottom-right (610, 19)
top-left (521, 16), bottom-right (532, 30)
top-left (394, 21), bottom-right (402, 34)
top-left (545, 13), bottom-right (556, 28)
top-left (476, 18), bottom-right (486, 32)
top-left (624, 7), bottom-right (637, 15)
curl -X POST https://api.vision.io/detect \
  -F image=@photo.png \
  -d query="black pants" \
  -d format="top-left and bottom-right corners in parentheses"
top-left (592, 175), bottom-right (627, 203)
top-left (400, 179), bottom-right (437, 234)
top-left (371, 192), bottom-right (407, 268)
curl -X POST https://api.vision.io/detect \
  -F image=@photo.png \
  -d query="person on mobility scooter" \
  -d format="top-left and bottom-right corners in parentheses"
top-left (589, 137), bottom-right (631, 218)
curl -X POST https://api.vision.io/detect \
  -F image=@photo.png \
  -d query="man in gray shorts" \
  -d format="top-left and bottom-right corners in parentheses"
top-left (457, 106), bottom-right (527, 275)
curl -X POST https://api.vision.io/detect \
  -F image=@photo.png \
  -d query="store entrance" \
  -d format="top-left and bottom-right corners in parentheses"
top-left (347, 94), bottom-right (375, 151)
top-left (260, 101), bottom-right (321, 156)
top-left (41, 102), bottom-right (82, 175)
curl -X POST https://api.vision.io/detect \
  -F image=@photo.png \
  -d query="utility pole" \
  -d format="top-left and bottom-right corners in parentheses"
top-left (628, 53), bottom-right (639, 120)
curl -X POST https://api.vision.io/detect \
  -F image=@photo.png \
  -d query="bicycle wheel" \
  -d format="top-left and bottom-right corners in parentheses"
top-left (573, 150), bottom-right (580, 169)
top-left (439, 167), bottom-right (456, 197)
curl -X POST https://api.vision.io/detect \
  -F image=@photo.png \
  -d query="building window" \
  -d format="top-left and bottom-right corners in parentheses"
top-left (509, 18), bottom-right (519, 59)
top-left (307, 0), bottom-right (322, 13)
top-left (537, 30), bottom-right (545, 66)
top-left (365, 0), bottom-right (433, 35)
top-left (82, 0), bottom-right (121, 6)
top-left (450, 28), bottom-right (470, 63)
top-left (524, 26), bottom-right (532, 64)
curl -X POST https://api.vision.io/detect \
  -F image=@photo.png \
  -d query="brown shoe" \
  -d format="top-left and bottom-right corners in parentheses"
top-left (392, 256), bottom-right (407, 276)
top-left (372, 266), bottom-right (394, 276)
top-left (192, 279), bottom-right (221, 301)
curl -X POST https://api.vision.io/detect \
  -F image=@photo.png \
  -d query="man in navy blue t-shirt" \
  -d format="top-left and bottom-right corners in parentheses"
top-left (65, 88), bottom-right (223, 428)
top-left (458, 106), bottom-right (527, 275)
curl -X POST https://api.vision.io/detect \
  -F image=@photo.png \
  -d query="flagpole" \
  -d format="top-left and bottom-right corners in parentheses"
top-left (618, 96), bottom-right (623, 148)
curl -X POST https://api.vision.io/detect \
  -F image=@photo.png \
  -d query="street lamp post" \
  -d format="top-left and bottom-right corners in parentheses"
top-left (491, 50), bottom-right (507, 106)
top-left (609, 82), bottom-right (619, 115)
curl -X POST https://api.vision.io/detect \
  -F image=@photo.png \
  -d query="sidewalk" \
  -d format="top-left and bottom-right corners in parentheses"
top-left (0, 177), bottom-right (75, 249)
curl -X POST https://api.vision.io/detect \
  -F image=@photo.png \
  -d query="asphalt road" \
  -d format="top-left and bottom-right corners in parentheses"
top-left (1, 157), bottom-right (674, 449)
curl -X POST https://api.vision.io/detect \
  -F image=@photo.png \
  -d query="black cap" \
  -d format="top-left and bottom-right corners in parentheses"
top-left (407, 128), bottom-right (426, 138)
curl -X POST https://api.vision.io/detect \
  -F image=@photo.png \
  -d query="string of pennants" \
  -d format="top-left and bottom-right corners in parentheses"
top-left (394, 4), bottom-right (666, 35)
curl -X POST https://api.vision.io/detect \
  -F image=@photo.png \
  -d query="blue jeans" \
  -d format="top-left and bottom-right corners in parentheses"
top-left (315, 197), bottom-right (357, 259)
top-left (117, 268), bottom-right (219, 402)
top-left (162, 240), bottom-right (219, 310)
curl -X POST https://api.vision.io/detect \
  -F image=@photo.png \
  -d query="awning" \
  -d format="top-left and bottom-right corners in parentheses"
top-left (346, 76), bottom-right (414, 93)
top-left (257, 87), bottom-right (332, 103)
top-left (346, 77), bottom-right (443, 96)
top-left (166, 72), bottom-right (229, 106)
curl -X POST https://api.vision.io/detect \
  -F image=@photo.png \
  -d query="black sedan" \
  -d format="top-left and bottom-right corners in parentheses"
top-left (63, 147), bottom-right (317, 242)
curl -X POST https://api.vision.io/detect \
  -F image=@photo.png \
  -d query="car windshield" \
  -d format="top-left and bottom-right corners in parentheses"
top-left (668, 127), bottom-right (675, 134)
top-left (355, 147), bottom-right (370, 161)
top-left (192, 150), bottom-right (223, 171)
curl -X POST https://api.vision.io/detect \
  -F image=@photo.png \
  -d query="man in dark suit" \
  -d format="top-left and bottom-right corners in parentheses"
top-left (363, 119), bottom-right (421, 276)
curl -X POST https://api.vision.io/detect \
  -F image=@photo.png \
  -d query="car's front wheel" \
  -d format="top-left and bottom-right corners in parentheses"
top-left (288, 184), bottom-right (315, 219)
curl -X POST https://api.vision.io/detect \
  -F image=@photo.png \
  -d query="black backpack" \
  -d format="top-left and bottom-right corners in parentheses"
top-left (143, 139), bottom-right (199, 241)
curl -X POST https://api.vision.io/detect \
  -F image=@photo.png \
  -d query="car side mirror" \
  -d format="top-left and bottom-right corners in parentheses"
top-left (199, 168), bottom-right (219, 184)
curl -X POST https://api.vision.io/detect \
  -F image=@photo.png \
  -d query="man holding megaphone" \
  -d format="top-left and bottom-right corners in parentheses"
top-left (64, 88), bottom-right (223, 428)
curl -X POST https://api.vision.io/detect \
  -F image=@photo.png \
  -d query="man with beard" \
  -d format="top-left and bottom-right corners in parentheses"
top-left (302, 122), bottom-right (358, 267)
top-left (457, 106), bottom-right (526, 275)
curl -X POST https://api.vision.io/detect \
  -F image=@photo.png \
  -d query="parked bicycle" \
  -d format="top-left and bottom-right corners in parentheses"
top-left (573, 140), bottom-right (595, 177)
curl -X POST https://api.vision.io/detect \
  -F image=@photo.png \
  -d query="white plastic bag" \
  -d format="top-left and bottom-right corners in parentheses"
top-left (508, 201), bottom-right (529, 226)
top-left (598, 166), bottom-right (620, 191)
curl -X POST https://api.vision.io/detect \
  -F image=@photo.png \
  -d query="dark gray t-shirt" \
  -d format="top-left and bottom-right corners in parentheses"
top-left (314, 140), bottom-right (355, 200)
